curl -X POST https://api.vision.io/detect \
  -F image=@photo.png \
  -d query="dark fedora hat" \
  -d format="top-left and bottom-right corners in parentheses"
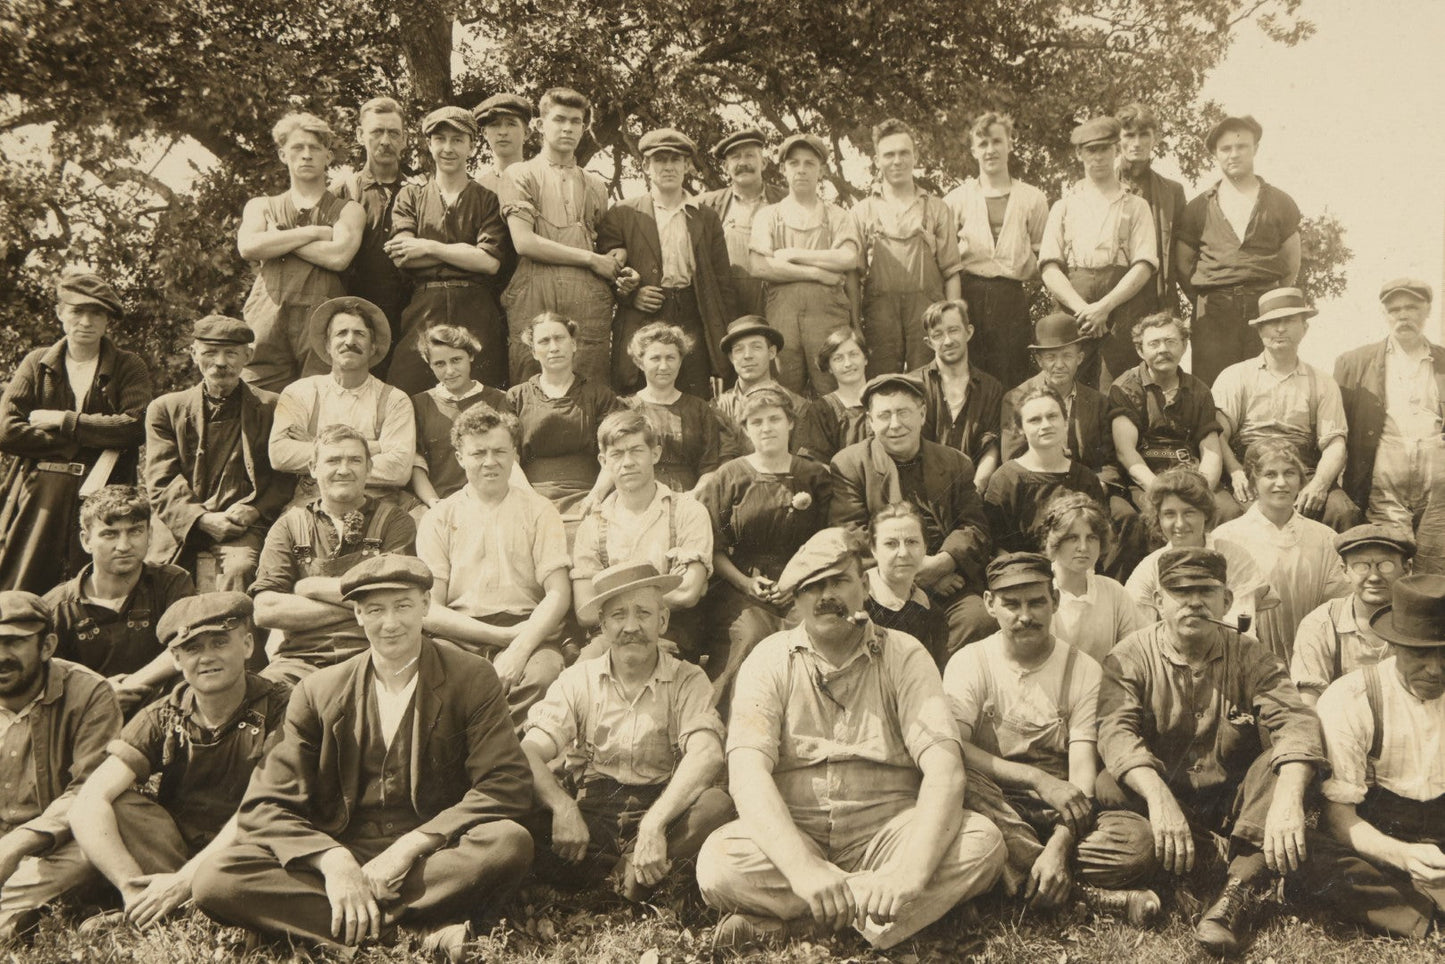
top-left (720, 315), bottom-right (784, 354)
top-left (1370, 575), bottom-right (1445, 649)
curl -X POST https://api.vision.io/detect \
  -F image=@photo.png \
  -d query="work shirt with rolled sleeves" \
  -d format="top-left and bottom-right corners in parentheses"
top-left (1291, 595), bottom-right (1391, 702)
top-left (749, 196), bottom-right (861, 267)
top-left (1212, 355), bottom-right (1348, 464)
top-left (524, 647), bottom-right (725, 787)
top-left (851, 188), bottom-right (963, 293)
top-left (943, 177), bottom-right (1050, 281)
top-left (1177, 178), bottom-right (1300, 290)
top-left (498, 157), bottom-right (608, 263)
top-left (269, 374), bottom-right (416, 489)
top-left (1097, 622), bottom-right (1327, 796)
top-left (1038, 181), bottom-right (1157, 273)
top-left (44, 563), bottom-right (196, 678)
top-left (727, 621), bottom-right (960, 847)
top-left (1108, 364), bottom-right (1221, 466)
top-left (107, 674), bottom-right (290, 848)
top-left (1319, 657), bottom-right (1445, 805)
top-left (571, 484), bottom-right (713, 583)
top-left (390, 178), bottom-right (508, 284)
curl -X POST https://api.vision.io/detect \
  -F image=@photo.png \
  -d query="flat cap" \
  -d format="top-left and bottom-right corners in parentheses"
top-left (713, 128), bottom-right (768, 159)
top-left (776, 527), bottom-right (859, 596)
top-left (1070, 117), bottom-right (1121, 146)
top-left (1205, 115), bottom-right (1263, 153)
top-left (56, 271), bottom-right (122, 316)
top-left (158, 592), bottom-right (253, 649)
top-left (339, 554), bottom-right (434, 601)
top-left (1158, 547), bottom-right (1228, 590)
top-left (777, 132), bottom-right (829, 165)
top-left (422, 105), bottom-right (478, 138)
top-left (1334, 524), bottom-right (1416, 560)
top-left (1379, 277), bottom-right (1433, 305)
top-left (191, 314), bottom-right (254, 345)
top-left (472, 93), bottom-right (533, 126)
top-left (721, 315), bottom-right (784, 354)
top-left (0, 591), bottom-right (50, 638)
top-left (986, 552), bottom-right (1055, 592)
top-left (1251, 287), bottom-right (1317, 325)
top-left (861, 373), bottom-right (926, 409)
top-left (638, 128), bottom-right (697, 159)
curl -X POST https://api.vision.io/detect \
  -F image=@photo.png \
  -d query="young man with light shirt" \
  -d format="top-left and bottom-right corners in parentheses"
top-left (699, 130), bottom-right (785, 319)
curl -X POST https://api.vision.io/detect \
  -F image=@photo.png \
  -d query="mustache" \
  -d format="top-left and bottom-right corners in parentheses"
top-left (731, 163), bottom-right (757, 175)
top-left (616, 630), bottom-right (650, 646)
top-left (813, 599), bottom-right (849, 616)
top-left (0, 660), bottom-right (23, 675)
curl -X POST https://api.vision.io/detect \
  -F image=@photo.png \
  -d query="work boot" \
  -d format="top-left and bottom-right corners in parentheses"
top-left (421, 921), bottom-right (472, 963)
top-left (1078, 884), bottom-right (1162, 926)
top-left (711, 912), bottom-right (824, 950)
top-left (1194, 876), bottom-right (1256, 957)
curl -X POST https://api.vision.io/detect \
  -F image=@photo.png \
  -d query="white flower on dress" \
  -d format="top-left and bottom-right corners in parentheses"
top-left (790, 491), bottom-right (813, 511)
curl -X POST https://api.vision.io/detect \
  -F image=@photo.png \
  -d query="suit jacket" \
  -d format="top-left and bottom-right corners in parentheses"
top-left (1334, 339), bottom-right (1445, 510)
top-left (236, 638), bottom-right (532, 868)
top-left (597, 195), bottom-right (738, 377)
top-left (1126, 167), bottom-right (1187, 303)
top-left (828, 438), bottom-right (992, 590)
top-left (999, 374), bottom-right (1117, 480)
top-left (144, 382), bottom-right (292, 557)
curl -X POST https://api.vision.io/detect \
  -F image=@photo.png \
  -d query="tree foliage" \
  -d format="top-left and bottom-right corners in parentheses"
top-left (0, 0), bottom-right (1344, 391)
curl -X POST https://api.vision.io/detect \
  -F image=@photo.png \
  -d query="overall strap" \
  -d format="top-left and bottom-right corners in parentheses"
top-left (596, 512), bottom-right (610, 569)
top-left (1330, 596), bottom-right (1346, 682)
top-left (1363, 662), bottom-right (1385, 769)
top-left (1056, 643), bottom-right (1079, 709)
top-left (374, 383), bottom-right (393, 437)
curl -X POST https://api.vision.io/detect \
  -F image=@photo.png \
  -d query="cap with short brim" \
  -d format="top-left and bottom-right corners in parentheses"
top-left (0, 591), bottom-right (50, 638)
top-left (56, 272), bottom-right (122, 316)
top-left (158, 592), bottom-right (253, 648)
top-left (776, 528), bottom-right (858, 597)
top-left (1158, 547), bottom-right (1228, 590)
top-left (339, 554), bottom-right (434, 602)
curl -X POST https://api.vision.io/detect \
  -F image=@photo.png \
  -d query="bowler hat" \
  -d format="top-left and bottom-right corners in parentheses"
top-left (638, 128), bottom-right (697, 159)
top-left (1204, 115), bottom-right (1263, 153)
top-left (56, 271), bottom-right (122, 316)
top-left (192, 314), bottom-right (254, 345)
top-left (713, 128), bottom-right (767, 159)
top-left (1370, 575), bottom-right (1445, 648)
top-left (0, 591), bottom-right (50, 638)
top-left (720, 315), bottom-right (784, 355)
top-left (158, 592), bottom-right (253, 648)
top-left (339, 554), bottom-right (434, 601)
top-left (776, 528), bottom-right (861, 597)
top-left (576, 562), bottom-right (683, 624)
top-left (1379, 277), bottom-right (1433, 305)
top-left (1029, 312), bottom-right (1088, 350)
top-left (1250, 287), bottom-right (1317, 326)
top-left (421, 105), bottom-right (478, 138)
top-left (308, 296), bottom-right (392, 367)
top-left (472, 93), bottom-right (533, 126)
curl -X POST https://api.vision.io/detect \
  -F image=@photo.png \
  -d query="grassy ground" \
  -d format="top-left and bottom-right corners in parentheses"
top-left (9, 881), bottom-right (1443, 964)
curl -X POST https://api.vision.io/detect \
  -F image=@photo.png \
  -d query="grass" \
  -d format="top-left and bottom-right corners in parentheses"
top-left (9, 877), bottom-right (1444, 964)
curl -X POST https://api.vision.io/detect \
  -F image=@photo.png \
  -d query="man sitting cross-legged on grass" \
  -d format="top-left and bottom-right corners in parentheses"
top-left (69, 593), bottom-right (289, 933)
top-left (520, 562), bottom-right (733, 902)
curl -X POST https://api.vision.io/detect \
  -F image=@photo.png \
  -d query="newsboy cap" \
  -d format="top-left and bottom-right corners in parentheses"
top-left (1204, 115), bottom-right (1263, 153)
top-left (777, 133), bottom-right (829, 165)
top-left (0, 592), bottom-right (51, 638)
top-left (158, 592), bottom-right (253, 649)
top-left (422, 105), bottom-right (478, 138)
top-left (713, 128), bottom-right (768, 159)
top-left (776, 528), bottom-right (860, 596)
top-left (638, 128), bottom-right (697, 159)
top-left (56, 271), bottom-right (122, 316)
top-left (191, 314), bottom-right (254, 345)
top-left (1070, 117), bottom-right (1121, 146)
top-left (861, 373), bottom-right (926, 409)
top-left (1379, 277), bottom-right (1433, 305)
top-left (472, 93), bottom-right (533, 126)
top-left (1158, 547), bottom-right (1228, 590)
top-left (339, 554), bottom-right (434, 601)
top-left (986, 552), bottom-right (1055, 592)
top-left (1333, 524), bottom-right (1416, 560)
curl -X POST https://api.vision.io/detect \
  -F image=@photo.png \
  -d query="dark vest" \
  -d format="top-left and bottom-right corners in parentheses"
top-left (351, 680), bottom-right (420, 840)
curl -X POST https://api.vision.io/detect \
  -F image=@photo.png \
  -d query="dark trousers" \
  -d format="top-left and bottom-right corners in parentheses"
top-left (1101, 490), bottom-right (1152, 582)
top-left (527, 780), bottom-right (733, 900)
top-left (1065, 266), bottom-right (1157, 391)
top-left (941, 590), bottom-right (997, 658)
top-left (388, 281), bottom-right (508, 395)
top-left (960, 275), bottom-right (1032, 391)
top-left (1191, 282), bottom-right (1273, 386)
top-left (611, 286), bottom-right (712, 400)
top-left (192, 820), bottom-right (533, 949)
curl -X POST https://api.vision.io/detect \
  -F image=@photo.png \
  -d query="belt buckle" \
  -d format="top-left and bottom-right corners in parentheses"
top-left (1175, 449), bottom-right (1191, 464)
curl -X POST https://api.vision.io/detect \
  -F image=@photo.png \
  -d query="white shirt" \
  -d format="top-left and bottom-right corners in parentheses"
top-left (0, 698), bottom-right (37, 743)
top-left (372, 664), bottom-right (419, 750)
top-left (1319, 657), bottom-right (1445, 805)
top-left (1382, 337), bottom-right (1442, 441)
top-left (653, 196), bottom-right (695, 288)
top-left (66, 355), bottom-right (98, 411)
top-left (270, 374), bottom-right (417, 488)
top-left (1216, 177), bottom-right (1259, 242)
top-left (1052, 572), bottom-right (1142, 665)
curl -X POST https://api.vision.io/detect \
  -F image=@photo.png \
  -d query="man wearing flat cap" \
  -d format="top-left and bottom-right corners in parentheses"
top-left (1212, 286), bottom-right (1362, 531)
top-left (520, 562), bottom-right (732, 902)
top-left (145, 315), bottom-right (290, 592)
top-left (193, 554), bottom-right (534, 961)
top-left (70, 592), bottom-right (289, 931)
top-left (1334, 278), bottom-right (1445, 569)
top-left (1039, 116), bottom-right (1159, 390)
top-left (598, 127), bottom-right (737, 397)
top-left (0, 591), bottom-right (121, 943)
top-left (1292, 524), bottom-right (1416, 705)
top-left (830, 371), bottom-right (996, 652)
top-left (1095, 546), bottom-right (1332, 956)
top-left (237, 111), bottom-right (364, 392)
top-left (0, 269), bottom-right (152, 595)
top-left (697, 528), bottom-right (1005, 951)
top-left (383, 106), bottom-right (511, 395)
top-left (269, 296), bottom-right (416, 507)
top-left (699, 129), bottom-right (786, 319)
top-left (749, 133), bottom-right (862, 395)
top-left (473, 93), bottom-right (533, 196)
top-left (1176, 114), bottom-right (1301, 385)
top-left (1308, 574), bottom-right (1445, 937)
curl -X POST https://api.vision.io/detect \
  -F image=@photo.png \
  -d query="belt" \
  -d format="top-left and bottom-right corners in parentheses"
top-left (419, 279), bottom-right (482, 289)
top-left (37, 461), bottom-right (86, 476)
top-left (1140, 447), bottom-right (1195, 466)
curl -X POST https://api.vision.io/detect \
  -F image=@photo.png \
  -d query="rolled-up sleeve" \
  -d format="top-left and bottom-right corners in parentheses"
top-left (931, 197), bottom-right (964, 279)
top-left (498, 164), bottom-right (540, 226)
top-left (1037, 200), bottom-right (1067, 272)
top-left (669, 496), bottom-right (715, 575)
top-left (1313, 373), bottom-right (1349, 449)
top-left (726, 641), bottom-right (785, 763)
top-left (1317, 675), bottom-right (1371, 805)
top-left (521, 665), bottom-right (584, 753)
top-left (674, 664), bottom-right (727, 751)
top-left (888, 635), bottom-right (963, 764)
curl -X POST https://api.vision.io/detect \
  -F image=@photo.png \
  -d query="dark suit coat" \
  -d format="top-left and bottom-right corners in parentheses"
top-left (828, 437), bottom-right (993, 590)
top-left (1334, 338), bottom-right (1445, 510)
top-left (236, 638), bottom-right (532, 868)
top-left (1140, 169), bottom-right (1187, 303)
top-left (1000, 374), bottom-right (1117, 481)
top-left (144, 382), bottom-right (292, 557)
top-left (597, 195), bottom-right (738, 377)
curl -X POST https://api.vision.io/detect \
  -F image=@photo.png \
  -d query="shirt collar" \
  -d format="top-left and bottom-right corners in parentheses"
top-left (596, 646), bottom-right (679, 688)
top-left (324, 372), bottom-right (376, 396)
top-left (430, 381), bottom-right (487, 403)
top-left (601, 481), bottom-right (673, 519)
top-left (1251, 352), bottom-right (1305, 377)
top-left (1055, 571), bottom-right (1097, 604)
top-left (1138, 362), bottom-right (1183, 392)
top-left (1332, 595), bottom-right (1363, 635)
top-left (787, 621), bottom-right (884, 668)
top-left (1157, 624), bottom-right (1225, 668)
top-left (866, 568), bottom-right (929, 611)
top-left (1386, 335), bottom-right (1432, 363)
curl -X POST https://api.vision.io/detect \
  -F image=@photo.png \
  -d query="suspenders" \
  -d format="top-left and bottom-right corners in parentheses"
top-left (595, 494), bottom-right (677, 569)
top-left (1362, 663), bottom-right (1385, 785)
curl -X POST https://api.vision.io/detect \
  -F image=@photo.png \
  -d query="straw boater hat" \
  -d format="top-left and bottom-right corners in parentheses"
top-left (1249, 287), bottom-right (1318, 326)
top-left (577, 562), bottom-right (683, 624)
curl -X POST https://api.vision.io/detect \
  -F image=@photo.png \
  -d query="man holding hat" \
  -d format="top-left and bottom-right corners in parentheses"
top-left (712, 316), bottom-right (806, 461)
top-left (520, 561), bottom-right (732, 901)
top-left (383, 105), bottom-right (510, 395)
top-left (1292, 524), bottom-right (1416, 705)
top-left (0, 591), bottom-right (121, 943)
top-left (1310, 574), bottom-right (1445, 937)
top-left (912, 299), bottom-right (1003, 493)
top-left (145, 315), bottom-right (290, 592)
top-left (0, 270), bottom-right (152, 596)
top-left (1176, 115), bottom-right (1301, 385)
top-left (1039, 116), bottom-right (1159, 390)
top-left (473, 93), bottom-right (533, 195)
top-left (69, 593), bottom-right (289, 931)
top-left (832, 370), bottom-right (996, 652)
top-left (1096, 547), bottom-right (1329, 956)
top-left (269, 296), bottom-right (415, 507)
top-left (1212, 286), bottom-right (1361, 531)
top-left (598, 127), bottom-right (737, 397)
top-left (193, 554), bottom-right (534, 960)
top-left (1335, 278), bottom-right (1445, 569)
top-left (697, 528), bottom-right (1005, 951)
top-left (850, 118), bottom-right (964, 377)
top-left (237, 111), bottom-right (364, 392)
top-left (699, 128), bottom-right (785, 319)
top-left (748, 132), bottom-right (862, 395)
